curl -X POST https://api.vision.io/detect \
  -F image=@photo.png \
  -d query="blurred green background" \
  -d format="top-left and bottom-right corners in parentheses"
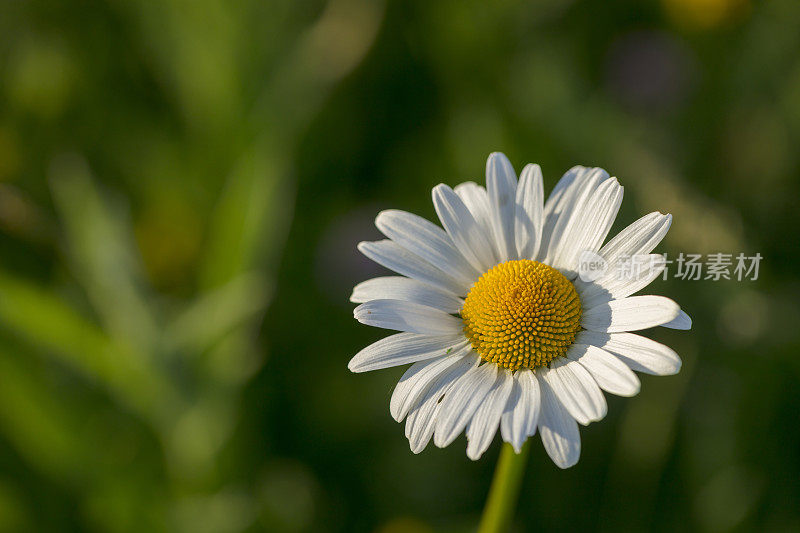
top-left (0, 0), bottom-right (799, 531)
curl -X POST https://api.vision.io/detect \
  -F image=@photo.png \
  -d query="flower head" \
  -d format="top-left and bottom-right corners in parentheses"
top-left (349, 152), bottom-right (691, 467)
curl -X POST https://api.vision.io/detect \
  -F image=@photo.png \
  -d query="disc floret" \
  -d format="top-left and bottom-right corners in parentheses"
top-left (461, 260), bottom-right (582, 371)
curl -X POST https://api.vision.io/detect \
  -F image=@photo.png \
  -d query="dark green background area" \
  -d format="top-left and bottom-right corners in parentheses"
top-left (0, 0), bottom-right (798, 531)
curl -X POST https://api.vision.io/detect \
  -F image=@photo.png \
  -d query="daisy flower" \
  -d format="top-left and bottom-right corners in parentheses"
top-left (349, 152), bottom-right (691, 468)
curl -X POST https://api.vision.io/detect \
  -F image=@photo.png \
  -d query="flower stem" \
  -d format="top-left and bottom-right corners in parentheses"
top-left (477, 442), bottom-right (530, 533)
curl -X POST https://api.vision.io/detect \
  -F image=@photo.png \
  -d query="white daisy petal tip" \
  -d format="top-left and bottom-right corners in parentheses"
top-left (521, 162), bottom-right (541, 174)
top-left (373, 209), bottom-right (402, 234)
top-left (578, 331), bottom-right (683, 376)
top-left (485, 152), bottom-right (517, 187)
top-left (662, 309), bottom-right (692, 330)
top-left (487, 151), bottom-right (512, 165)
top-left (568, 344), bottom-right (641, 397)
top-left (431, 182), bottom-right (449, 199)
top-left (538, 381), bottom-right (581, 468)
top-left (374, 209), bottom-right (391, 226)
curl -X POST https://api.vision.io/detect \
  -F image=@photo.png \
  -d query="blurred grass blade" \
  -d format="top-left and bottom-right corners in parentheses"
top-left (199, 144), bottom-right (293, 289)
top-left (252, 0), bottom-right (386, 137)
top-left (0, 343), bottom-right (89, 481)
top-left (166, 271), bottom-right (272, 354)
top-left (0, 269), bottom-right (177, 422)
top-left (48, 153), bottom-right (159, 350)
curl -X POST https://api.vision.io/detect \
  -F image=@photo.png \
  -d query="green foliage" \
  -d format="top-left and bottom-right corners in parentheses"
top-left (0, 0), bottom-right (381, 530)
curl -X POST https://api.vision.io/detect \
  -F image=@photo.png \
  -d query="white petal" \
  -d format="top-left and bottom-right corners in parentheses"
top-left (353, 299), bottom-right (463, 335)
top-left (434, 363), bottom-right (498, 448)
top-left (582, 296), bottom-right (680, 333)
top-left (576, 330), bottom-right (682, 376)
top-left (500, 369), bottom-right (541, 453)
top-left (514, 164), bottom-right (544, 261)
top-left (351, 276), bottom-right (464, 314)
top-left (574, 213), bottom-right (673, 300)
top-left (486, 152), bottom-right (518, 261)
top-left (432, 184), bottom-right (498, 272)
top-left (466, 369), bottom-right (514, 460)
top-left (358, 240), bottom-right (466, 295)
top-left (541, 166), bottom-right (583, 223)
top-left (544, 166), bottom-right (584, 211)
top-left (662, 309), bottom-right (692, 330)
top-left (405, 354), bottom-right (478, 453)
top-left (390, 348), bottom-right (476, 422)
top-left (538, 380), bottom-right (581, 469)
top-left (540, 166), bottom-right (610, 263)
top-left (348, 332), bottom-right (468, 373)
top-left (454, 182), bottom-right (497, 257)
top-left (539, 359), bottom-right (606, 425)
top-left (567, 344), bottom-right (640, 397)
top-left (375, 210), bottom-right (479, 286)
top-left (598, 212), bottom-right (672, 263)
top-left (577, 254), bottom-right (668, 309)
top-left (405, 392), bottom-right (441, 454)
top-left (549, 177), bottom-right (623, 278)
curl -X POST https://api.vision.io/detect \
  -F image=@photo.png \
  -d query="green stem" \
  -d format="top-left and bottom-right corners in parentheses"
top-left (477, 442), bottom-right (530, 533)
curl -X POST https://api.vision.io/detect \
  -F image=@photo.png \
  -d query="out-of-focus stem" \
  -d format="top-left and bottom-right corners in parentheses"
top-left (477, 442), bottom-right (530, 533)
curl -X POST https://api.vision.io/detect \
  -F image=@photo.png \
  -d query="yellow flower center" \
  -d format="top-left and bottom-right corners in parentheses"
top-left (461, 260), bottom-right (582, 371)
